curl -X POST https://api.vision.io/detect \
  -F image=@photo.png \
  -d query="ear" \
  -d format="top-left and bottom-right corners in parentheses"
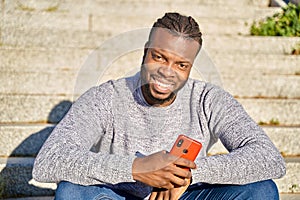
top-left (142, 42), bottom-right (149, 64)
top-left (144, 41), bottom-right (149, 53)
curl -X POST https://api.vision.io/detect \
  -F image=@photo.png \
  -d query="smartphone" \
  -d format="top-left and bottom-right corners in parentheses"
top-left (169, 134), bottom-right (202, 168)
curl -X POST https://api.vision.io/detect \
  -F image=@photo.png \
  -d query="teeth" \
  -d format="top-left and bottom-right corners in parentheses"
top-left (156, 80), bottom-right (171, 88)
top-left (150, 77), bottom-right (173, 90)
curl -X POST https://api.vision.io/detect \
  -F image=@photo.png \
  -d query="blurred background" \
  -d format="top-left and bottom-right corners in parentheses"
top-left (0, 0), bottom-right (299, 199)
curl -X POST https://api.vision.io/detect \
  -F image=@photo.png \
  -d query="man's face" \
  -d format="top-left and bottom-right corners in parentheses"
top-left (141, 28), bottom-right (200, 107)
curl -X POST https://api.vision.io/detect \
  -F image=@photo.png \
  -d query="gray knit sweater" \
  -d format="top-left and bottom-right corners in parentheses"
top-left (33, 72), bottom-right (285, 198)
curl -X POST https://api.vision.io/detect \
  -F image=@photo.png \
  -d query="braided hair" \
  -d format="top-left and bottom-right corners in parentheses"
top-left (149, 12), bottom-right (203, 47)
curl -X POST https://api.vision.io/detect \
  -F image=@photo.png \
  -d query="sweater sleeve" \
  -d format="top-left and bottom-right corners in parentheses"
top-left (32, 82), bottom-right (136, 185)
top-left (194, 84), bottom-right (286, 184)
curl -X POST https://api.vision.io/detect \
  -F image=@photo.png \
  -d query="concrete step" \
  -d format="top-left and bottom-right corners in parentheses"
top-left (0, 94), bottom-right (299, 125)
top-left (0, 47), bottom-right (91, 72)
top-left (0, 94), bottom-right (73, 124)
top-left (212, 53), bottom-right (300, 76)
top-left (1, 26), bottom-right (299, 54)
top-left (275, 157), bottom-right (300, 195)
top-left (1, 27), bottom-right (107, 49)
top-left (280, 194), bottom-right (300, 200)
top-left (208, 126), bottom-right (300, 157)
top-left (2, 5), bottom-right (278, 37)
top-left (222, 74), bottom-right (300, 98)
top-left (0, 124), bottom-right (54, 157)
top-left (0, 157), bottom-right (55, 198)
top-left (2, 47), bottom-right (299, 74)
top-left (1, 0), bottom-right (281, 38)
top-left (0, 157), bottom-right (298, 198)
top-left (203, 35), bottom-right (300, 55)
top-left (7, 0), bottom-right (272, 11)
top-left (0, 71), bottom-right (77, 95)
top-left (3, 0), bottom-right (278, 19)
top-left (1, 68), bottom-right (299, 98)
top-left (2, 11), bottom-right (256, 36)
top-left (1, 47), bottom-right (299, 98)
top-left (238, 98), bottom-right (300, 126)
top-left (0, 95), bottom-right (299, 125)
top-left (1, 124), bottom-right (299, 158)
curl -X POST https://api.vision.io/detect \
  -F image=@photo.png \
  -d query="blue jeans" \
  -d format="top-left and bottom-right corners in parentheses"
top-left (55, 180), bottom-right (279, 200)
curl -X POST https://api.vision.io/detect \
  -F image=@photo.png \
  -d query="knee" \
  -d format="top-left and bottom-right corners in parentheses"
top-left (248, 180), bottom-right (279, 200)
top-left (55, 181), bottom-right (122, 200)
top-left (55, 181), bottom-right (83, 200)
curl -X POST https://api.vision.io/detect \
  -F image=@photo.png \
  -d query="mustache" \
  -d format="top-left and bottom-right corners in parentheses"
top-left (150, 75), bottom-right (175, 85)
top-left (140, 65), bottom-right (177, 84)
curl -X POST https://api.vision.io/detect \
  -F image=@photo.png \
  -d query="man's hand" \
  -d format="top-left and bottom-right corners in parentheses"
top-left (149, 178), bottom-right (191, 200)
top-left (132, 151), bottom-right (196, 189)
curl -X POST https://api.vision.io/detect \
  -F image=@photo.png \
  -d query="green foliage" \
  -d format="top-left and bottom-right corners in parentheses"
top-left (258, 118), bottom-right (280, 126)
top-left (44, 5), bottom-right (59, 12)
top-left (250, 3), bottom-right (300, 36)
top-left (16, 1), bottom-right (59, 12)
top-left (289, 184), bottom-right (299, 193)
top-left (16, 1), bottom-right (35, 11)
top-left (269, 118), bottom-right (280, 125)
top-left (292, 42), bottom-right (300, 54)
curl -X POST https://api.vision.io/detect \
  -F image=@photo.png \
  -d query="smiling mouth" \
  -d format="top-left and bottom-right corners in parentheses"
top-left (150, 76), bottom-right (174, 93)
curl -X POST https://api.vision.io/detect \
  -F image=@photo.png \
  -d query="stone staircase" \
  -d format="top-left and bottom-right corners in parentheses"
top-left (0, 0), bottom-right (299, 199)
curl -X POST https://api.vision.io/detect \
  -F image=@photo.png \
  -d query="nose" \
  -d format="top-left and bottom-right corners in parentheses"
top-left (158, 63), bottom-right (175, 78)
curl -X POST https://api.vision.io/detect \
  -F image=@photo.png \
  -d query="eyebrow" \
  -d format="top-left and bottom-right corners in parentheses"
top-left (151, 48), bottom-right (192, 64)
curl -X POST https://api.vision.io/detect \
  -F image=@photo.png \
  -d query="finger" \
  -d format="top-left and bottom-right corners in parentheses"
top-left (169, 192), bottom-right (177, 200)
top-left (170, 166), bottom-right (193, 180)
top-left (172, 157), bottom-right (196, 169)
top-left (170, 192), bottom-right (178, 200)
top-left (162, 190), bottom-right (170, 200)
top-left (170, 187), bottom-right (186, 200)
top-left (149, 192), bottom-right (157, 200)
top-left (165, 153), bottom-right (196, 169)
top-left (156, 191), bottom-right (164, 200)
top-left (168, 173), bottom-right (188, 187)
top-left (157, 168), bottom-right (189, 188)
top-left (162, 182), bottom-right (175, 190)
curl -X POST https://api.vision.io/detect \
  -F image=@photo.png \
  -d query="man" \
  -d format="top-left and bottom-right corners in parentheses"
top-left (33, 12), bottom-right (285, 200)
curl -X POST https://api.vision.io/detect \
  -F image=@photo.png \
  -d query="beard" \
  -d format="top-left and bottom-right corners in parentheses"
top-left (142, 83), bottom-right (176, 105)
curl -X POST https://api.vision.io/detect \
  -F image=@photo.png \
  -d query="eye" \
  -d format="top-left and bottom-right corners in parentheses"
top-left (151, 52), bottom-right (164, 62)
top-left (178, 63), bottom-right (189, 70)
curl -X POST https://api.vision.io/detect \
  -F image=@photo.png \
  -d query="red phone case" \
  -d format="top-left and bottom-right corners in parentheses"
top-left (169, 134), bottom-right (202, 162)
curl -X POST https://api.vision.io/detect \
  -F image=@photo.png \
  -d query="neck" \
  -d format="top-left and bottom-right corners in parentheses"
top-left (141, 85), bottom-right (176, 107)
